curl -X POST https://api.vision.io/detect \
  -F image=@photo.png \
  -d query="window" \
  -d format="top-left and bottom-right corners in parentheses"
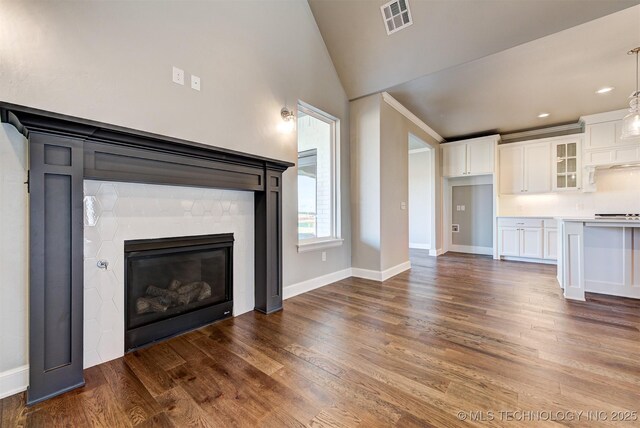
top-left (297, 102), bottom-right (342, 252)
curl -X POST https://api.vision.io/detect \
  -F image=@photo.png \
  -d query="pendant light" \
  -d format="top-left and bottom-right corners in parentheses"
top-left (620, 47), bottom-right (640, 139)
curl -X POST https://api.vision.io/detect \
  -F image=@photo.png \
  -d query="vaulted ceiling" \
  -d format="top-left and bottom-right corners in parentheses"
top-left (309, 0), bottom-right (640, 139)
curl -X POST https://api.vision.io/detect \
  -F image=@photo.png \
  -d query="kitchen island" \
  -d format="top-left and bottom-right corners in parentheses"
top-left (557, 217), bottom-right (640, 300)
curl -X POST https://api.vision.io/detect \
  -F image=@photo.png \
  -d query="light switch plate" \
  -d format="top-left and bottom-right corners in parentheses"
top-left (401, 202), bottom-right (407, 210)
top-left (191, 75), bottom-right (201, 91)
top-left (172, 66), bottom-right (184, 85)
top-left (322, 251), bottom-right (326, 262)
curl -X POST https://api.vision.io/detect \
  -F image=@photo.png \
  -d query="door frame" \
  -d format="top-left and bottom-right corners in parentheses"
top-left (408, 134), bottom-right (436, 254)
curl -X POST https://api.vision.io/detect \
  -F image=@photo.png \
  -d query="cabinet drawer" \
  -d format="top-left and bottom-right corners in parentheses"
top-left (498, 218), bottom-right (544, 228)
top-left (543, 219), bottom-right (557, 228)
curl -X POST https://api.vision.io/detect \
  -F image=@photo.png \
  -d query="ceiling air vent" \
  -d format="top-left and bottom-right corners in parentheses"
top-left (380, 0), bottom-right (413, 35)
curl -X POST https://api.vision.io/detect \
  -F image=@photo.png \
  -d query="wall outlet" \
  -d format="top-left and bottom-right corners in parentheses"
top-left (452, 224), bottom-right (460, 232)
top-left (461, 205), bottom-right (465, 211)
top-left (456, 205), bottom-right (461, 211)
top-left (172, 66), bottom-right (185, 85)
top-left (401, 202), bottom-right (407, 210)
top-left (191, 75), bottom-right (201, 91)
top-left (321, 251), bottom-right (326, 262)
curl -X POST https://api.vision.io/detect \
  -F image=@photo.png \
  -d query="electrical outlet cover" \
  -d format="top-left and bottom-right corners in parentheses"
top-left (172, 66), bottom-right (184, 85)
top-left (191, 75), bottom-right (201, 91)
top-left (452, 224), bottom-right (460, 232)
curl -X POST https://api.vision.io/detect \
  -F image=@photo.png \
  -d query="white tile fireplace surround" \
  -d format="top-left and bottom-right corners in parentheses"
top-left (82, 180), bottom-right (254, 368)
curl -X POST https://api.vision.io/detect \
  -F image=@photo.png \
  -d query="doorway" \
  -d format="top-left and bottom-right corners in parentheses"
top-left (408, 134), bottom-right (435, 253)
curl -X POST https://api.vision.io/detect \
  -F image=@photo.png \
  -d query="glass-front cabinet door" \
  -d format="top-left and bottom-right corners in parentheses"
top-left (553, 139), bottom-right (580, 191)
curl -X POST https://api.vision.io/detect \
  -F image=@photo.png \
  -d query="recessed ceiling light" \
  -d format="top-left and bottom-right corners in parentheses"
top-left (538, 113), bottom-right (550, 118)
top-left (596, 87), bottom-right (614, 94)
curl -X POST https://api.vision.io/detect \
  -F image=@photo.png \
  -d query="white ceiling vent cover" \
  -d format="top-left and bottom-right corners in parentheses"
top-left (380, 0), bottom-right (413, 35)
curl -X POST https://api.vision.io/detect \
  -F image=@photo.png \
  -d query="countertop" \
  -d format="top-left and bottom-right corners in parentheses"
top-left (556, 217), bottom-right (640, 225)
top-left (496, 216), bottom-right (555, 219)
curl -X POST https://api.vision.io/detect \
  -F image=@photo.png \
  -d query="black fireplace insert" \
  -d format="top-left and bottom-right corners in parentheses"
top-left (124, 233), bottom-right (233, 351)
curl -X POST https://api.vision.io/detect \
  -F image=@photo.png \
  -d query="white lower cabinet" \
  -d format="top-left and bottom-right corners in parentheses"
top-left (544, 228), bottom-right (558, 260)
top-left (520, 228), bottom-right (544, 259)
top-left (499, 227), bottom-right (520, 257)
top-left (498, 218), bottom-right (556, 263)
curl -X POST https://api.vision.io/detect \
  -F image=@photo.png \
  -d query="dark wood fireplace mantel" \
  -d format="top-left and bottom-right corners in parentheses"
top-left (0, 102), bottom-right (294, 405)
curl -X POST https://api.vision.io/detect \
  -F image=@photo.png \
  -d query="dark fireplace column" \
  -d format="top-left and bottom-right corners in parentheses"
top-left (254, 165), bottom-right (285, 314)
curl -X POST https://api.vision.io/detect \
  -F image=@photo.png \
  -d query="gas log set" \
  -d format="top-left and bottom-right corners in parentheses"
top-left (135, 279), bottom-right (212, 315)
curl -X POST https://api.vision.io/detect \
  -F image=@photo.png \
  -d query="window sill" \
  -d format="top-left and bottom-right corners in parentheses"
top-left (297, 238), bottom-right (344, 253)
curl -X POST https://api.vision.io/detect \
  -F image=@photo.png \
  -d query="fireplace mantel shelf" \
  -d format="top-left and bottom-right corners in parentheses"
top-left (0, 101), bottom-right (292, 405)
top-left (0, 102), bottom-right (294, 171)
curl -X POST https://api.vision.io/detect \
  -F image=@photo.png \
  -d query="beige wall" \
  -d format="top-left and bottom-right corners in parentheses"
top-left (0, 0), bottom-right (351, 388)
top-left (350, 95), bottom-right (442, 272)
top-left (349, 95), bottom-right (381, 271)
top-left (380, 101), bottom-right (442, 269)
top-left (0, 0), bottom-right (351, 286)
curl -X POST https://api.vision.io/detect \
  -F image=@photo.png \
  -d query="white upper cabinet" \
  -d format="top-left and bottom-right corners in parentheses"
top-left (552, 137), bottom-right (580, 191)
top-left (499, 141), bottom-right (550, 194)
top-left (443, 142), bottom-right (467, 177)
top-left (498, 145), bottom-right (524, 195)
top-left (468, 138), bottom-right (496, 175)
top-left (523, 142), bottom-right (551, 194)
top-left (498, 134), bottom-right (581, 195)
top-left (442, 135), bottom-right (498, 178)
top-left (582, 109), bottom-right (640, 167)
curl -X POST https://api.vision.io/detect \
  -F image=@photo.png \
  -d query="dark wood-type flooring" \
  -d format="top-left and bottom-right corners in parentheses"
top-left (2, 251), bottom-right (640, 427)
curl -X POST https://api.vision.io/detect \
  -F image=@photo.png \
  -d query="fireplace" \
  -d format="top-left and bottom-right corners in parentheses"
top-left (124, 233), bottom-right (233, 351)
top-left (1, 102), bottom-right (291, 404)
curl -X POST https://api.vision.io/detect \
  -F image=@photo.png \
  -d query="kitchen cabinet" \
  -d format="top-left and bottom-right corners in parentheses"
top-left (498, 145), bottom-right (523, 195)
top-left (520, 227), bottom-right (544, 259)
top-left (442, 135), bottom-right (497, 177)
top-left (582, 109), bottom-right (640, 168)
top-left (524, 142), bottom-right (551, 193)
top-left (552, 138), bottom-right (580, 191)
top-left (498, 226), bottom-right (520, 257)
top-left (443, 143), bottom-right (467, 177)
top-left (498, 141), bottom-right (550, 194)
top-left (544, 227), bottom-right (558, 260)
top-left (497, 218), bottom-right (556, 263)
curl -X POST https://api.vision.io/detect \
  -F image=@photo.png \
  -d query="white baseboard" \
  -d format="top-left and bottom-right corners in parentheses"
top-left (0, 365), bottom-right (28, 400)
top-left (500, 256), bottom-right (557, 265)
top-left (284, 268), bottom-right (352, 300)
top-left (429, 248), bottom-right (444, 257)
top-left (409, 243), bottom-right (430, 250)
top-left (351, 260), bottom-right (411, 282)
top-left (449, 244), bottom-right (493, 256)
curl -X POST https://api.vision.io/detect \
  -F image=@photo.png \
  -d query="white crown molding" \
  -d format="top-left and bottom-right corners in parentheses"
top-left (500, 123), bottom-right (582, 143)
top-left (381, 92), bottom-right (445, 143)
top-left (580, 109), bottom-right (628, 125)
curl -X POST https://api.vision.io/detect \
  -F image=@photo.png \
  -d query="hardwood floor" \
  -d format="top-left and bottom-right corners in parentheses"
top-left (2, 251), bottom-right (640, 427)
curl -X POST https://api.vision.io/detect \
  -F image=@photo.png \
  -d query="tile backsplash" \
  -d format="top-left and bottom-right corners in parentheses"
top-left (83, 180), bottom-right (254, 368)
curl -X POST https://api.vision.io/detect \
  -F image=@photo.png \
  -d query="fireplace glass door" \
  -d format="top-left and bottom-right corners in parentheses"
top-left (124, 234), bottom-right (233, 350)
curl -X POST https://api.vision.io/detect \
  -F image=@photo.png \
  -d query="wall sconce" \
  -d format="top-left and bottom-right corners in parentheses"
top-left (279, 107), bottom-right (296, 133)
